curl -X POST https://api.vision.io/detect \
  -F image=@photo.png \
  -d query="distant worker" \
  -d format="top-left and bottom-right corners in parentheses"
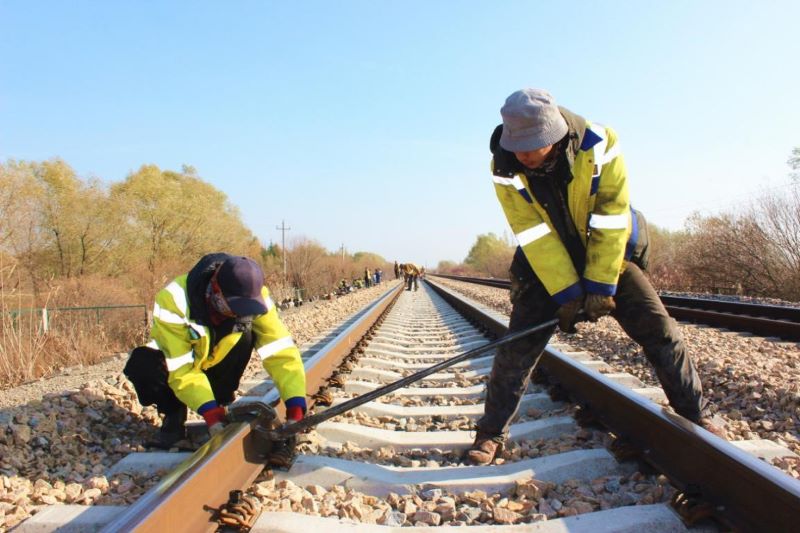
top-left (403, 263), bottom-right (420, 291)
top-left (364, 267), bottom-right (372, 288)
top-left (375, 268), bottom-right (383, 285)
top-left (419, 266), bottom-right (426, 280)
top-left (394, 261), bottom-right (401, 280)
top-left (338, 278), bottom-right (350, 295)
top-left (467, 88), bottom-right (724, 465)
top-left (124, 253), bottom-right (306, 465)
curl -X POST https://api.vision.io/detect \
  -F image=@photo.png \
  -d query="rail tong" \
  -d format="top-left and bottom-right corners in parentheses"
top-left (225, 317), bottom-right (561, 458)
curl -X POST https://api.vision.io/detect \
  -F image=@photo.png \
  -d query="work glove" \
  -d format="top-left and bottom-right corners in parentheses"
top-left (585, 294), bottom-right (616, 321)
top-left (556, 297), bottom-right (583, 333)
top-left (201, 405), bottom-right (227, 436)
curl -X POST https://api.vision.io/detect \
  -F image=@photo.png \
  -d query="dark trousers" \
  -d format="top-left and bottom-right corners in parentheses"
top-left (124, 329), bottom-right (254, 415)
top-left (477, 262), bottom-right (704, 438)
top-left (406, 274), bottom-right (418, 291)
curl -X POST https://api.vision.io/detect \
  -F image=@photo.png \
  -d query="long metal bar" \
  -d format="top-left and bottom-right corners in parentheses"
top-left (101, 283), bottom-right (403, 533)
top-left (425, 278), bottom-right (800, 532)
top-left (271, 317), bottom-right (559, 439)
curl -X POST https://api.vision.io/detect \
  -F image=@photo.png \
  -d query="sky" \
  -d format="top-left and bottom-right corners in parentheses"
top-left (2, 1), bottom-right (798, 268)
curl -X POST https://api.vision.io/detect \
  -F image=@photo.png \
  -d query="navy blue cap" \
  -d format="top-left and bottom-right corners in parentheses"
top-left (217, 257), bottom-right (268, 316)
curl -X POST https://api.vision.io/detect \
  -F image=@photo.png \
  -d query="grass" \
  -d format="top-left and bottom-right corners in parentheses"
top-left (0, 263), bottom-right (147, 388)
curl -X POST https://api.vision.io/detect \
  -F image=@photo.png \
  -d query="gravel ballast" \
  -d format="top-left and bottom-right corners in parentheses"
top-left (433, 277), bottom-right (800, 477)
top-left (0, 282), bottom-right (399, 531)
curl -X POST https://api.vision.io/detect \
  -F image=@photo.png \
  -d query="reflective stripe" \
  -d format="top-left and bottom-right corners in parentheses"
top-left (165, 282), bottom-right (188, 315)
top-left (516, 223), bottom-right (551, 246)
top-left (153, 303), bottom-right (185, 325)
top-left (264, 296), bottom-right (275, 313)
top-left (257, 336), bottom-right (296, 360)
top-left (145, 339), bottom-right (159, 349)
top-left (493, 175), bottom-right (526, 189)
top-left (186, 320), bottom-right (208, 338)
top-left (165, 351), bottom-right (194, 371)
top-left (590, 213), bottom-right (628, 229)
top-left (599, 142), bottom-right (620, 165)
top-left (589, 123), bottom-right (608, 177)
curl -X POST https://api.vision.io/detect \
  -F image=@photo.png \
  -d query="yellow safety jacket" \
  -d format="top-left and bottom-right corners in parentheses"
top-left (492, 108), bottom-right (640, 305)
top-left (147, 273), bottom-right (306, 413)
top-left (403, 263), bottom-right (420, 276)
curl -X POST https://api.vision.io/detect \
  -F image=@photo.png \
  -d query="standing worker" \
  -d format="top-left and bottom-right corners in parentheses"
top-left (394, 261), bottom-right (401, 280)
top-left (467, 89), bottom-right (724, 465)
top-left (364, 267), bottom-right (372, 288)
top-left (124, 253), bottom-right (307, 465)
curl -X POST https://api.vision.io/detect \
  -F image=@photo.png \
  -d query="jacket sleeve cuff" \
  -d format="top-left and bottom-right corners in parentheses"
top-left (197, 400), bottom-right (219, 415)
top-left (551, 282), bottom-right (584, 305)
top-left (583, 279), bottom-right (617, 296)
top-left (284, 396), bottom-right (307, 414)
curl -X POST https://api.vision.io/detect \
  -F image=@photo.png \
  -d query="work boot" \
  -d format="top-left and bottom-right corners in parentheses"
top-left (157, 406), bottom-right (188, 448)
top-left (465, 433), bottom-right (504, 465)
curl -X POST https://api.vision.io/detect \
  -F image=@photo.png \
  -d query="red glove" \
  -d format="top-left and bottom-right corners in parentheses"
top-left (286, 405), bottom-right (304, 422)
top-left (202, 405), bottom-right (227, 434)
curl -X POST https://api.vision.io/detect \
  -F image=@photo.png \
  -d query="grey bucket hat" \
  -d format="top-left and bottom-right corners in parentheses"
top-left (499, 88), bottom-right (568, 152)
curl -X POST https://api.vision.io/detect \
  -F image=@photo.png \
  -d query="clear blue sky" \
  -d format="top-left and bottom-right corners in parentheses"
top-left (2, 1), bottom-right (798, 268)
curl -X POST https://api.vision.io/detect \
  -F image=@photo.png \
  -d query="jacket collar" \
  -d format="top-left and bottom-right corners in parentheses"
top-left (557, 106), bottom-right (588, 171)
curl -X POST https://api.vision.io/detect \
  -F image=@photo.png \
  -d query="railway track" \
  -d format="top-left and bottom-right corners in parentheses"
top-left (18, 279), bottom-right (800, 532)
top-left (432, 274), bottom-right (800, 341)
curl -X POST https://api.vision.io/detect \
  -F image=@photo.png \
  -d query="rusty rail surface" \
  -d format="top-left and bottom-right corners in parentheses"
top-left (100, 283), bottom-right (404, 533)
top-left (425, 277), bottom-right (800, 531)
top-left (431, 273), bottom-right (800, 341)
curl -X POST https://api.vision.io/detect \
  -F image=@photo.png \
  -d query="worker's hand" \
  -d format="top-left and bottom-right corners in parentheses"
top-left (585, 294), bottom-right (616, 321)
top-left (202, 405), bottom-right (227, 436)
top-left (556, 297), bottom-right (583, 333)
top-left (286, 405), bottom-right (304, 423)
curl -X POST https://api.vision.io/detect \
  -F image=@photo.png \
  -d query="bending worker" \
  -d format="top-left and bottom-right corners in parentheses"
top-left (403, 262), bottom-right (420, 291)
top-left (124, 253), bottom-right (306, 464)
top-left (467, 88), bottom-right (724, 465)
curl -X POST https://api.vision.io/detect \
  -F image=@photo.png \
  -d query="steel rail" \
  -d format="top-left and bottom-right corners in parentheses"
top-left (100, 283), bottom-right (404, 533)
top-left (425, 278), bottom-right (800, 532)
top-left (660, 295), bottom-right (800, 323)
top-left (431, 273), bottom-right (800, 340)
top-left (663, 306), bottom-right (800, 341)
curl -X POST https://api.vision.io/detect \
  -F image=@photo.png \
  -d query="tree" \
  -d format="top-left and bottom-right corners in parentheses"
top-left (788, 146), bottom-right (800, 183)
top-left (109, 164), bottom-right (259, 296)
top-left (464, 233), bottom-right (514, 278)
top-left (645, 224), bottom-right (692, 291)
top-left (285, 238), bottom-right (329, 299)
top-left (435, 260), bottom-right (458, 273)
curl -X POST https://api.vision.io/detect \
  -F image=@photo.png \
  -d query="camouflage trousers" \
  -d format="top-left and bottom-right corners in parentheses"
top-left (476, 262), bottom-right (704, 438)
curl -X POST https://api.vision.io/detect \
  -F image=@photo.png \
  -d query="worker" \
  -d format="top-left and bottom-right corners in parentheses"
top-left (124, 253), bottom-right (306, 465)
top-left (467, 88), bottom-right (724, 465)
top-left (394, 261), bottom-right (401, 280)
top-left (364, 267), bottom-right (372, 288)
top-left (403, 263), bottom-right (420, 291)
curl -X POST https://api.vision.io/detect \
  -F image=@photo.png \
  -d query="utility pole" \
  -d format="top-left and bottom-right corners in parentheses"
top-left (276, 220), bottom-right (291, 281)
